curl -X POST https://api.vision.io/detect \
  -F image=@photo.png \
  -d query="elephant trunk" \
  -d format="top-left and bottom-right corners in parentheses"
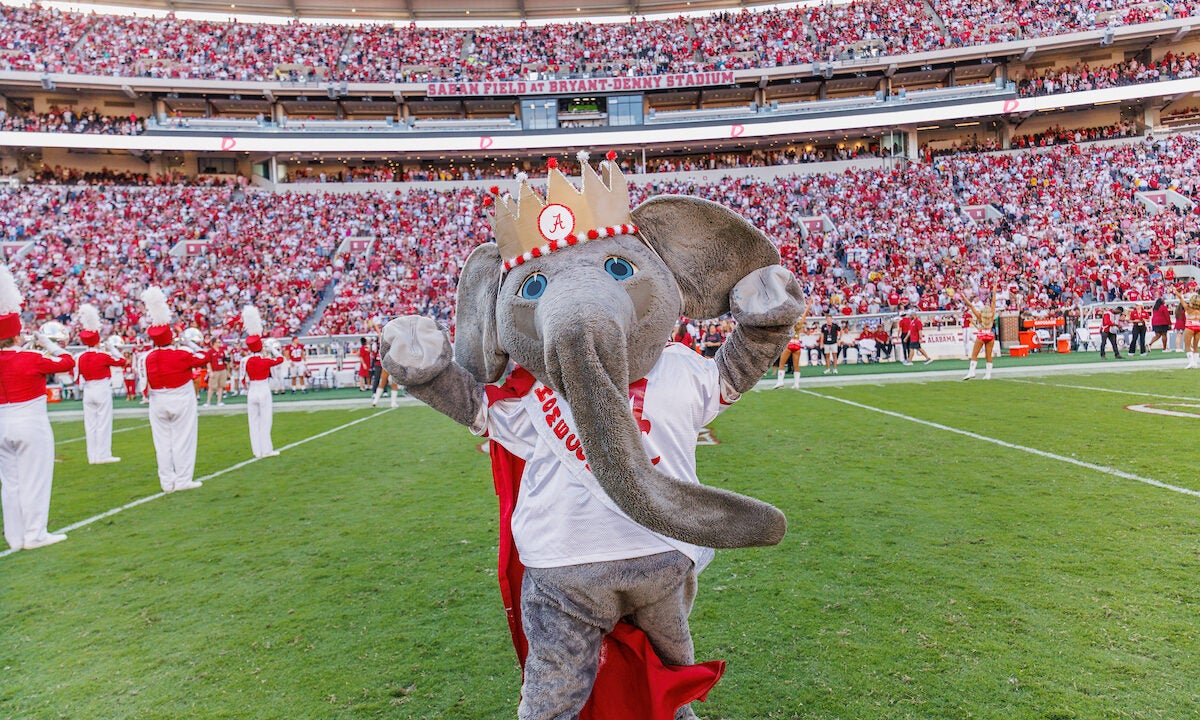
top-left (545, 305), bottom-right (786, 549)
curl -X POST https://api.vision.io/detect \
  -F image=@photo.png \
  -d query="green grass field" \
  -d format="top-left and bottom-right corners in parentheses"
top-left (4, 366), bottom-right (1200, 719)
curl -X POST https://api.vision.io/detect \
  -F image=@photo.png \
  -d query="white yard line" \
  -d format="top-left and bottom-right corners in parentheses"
top-left (2, 409), bottom-right (392, 559)
top-left (55, 422), bottom-right (150, 446)
top-left (797, 389), bottom-right (1200, 500)
top-left (1011, 379), bottom-right (1200, 404)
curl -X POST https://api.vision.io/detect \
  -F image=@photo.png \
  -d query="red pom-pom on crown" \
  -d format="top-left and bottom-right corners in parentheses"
top-left (605, 150), bottom-right (617, 162)
top-left (489, 185), bottom-right (500, 195)
top-left (547, 157), bottom-right (559, 170)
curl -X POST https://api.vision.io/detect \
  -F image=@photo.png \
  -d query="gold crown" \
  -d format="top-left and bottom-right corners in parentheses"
top-left (491, 154), bottom-right (636, 272)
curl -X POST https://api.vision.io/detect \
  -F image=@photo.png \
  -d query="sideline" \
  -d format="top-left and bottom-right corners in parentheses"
top-left (797, 388), bottom-right (1200, 499)
top-left (55, 422), bottom-right (150, 446)
top-left (1, 409), bottom-right (393, 560)
top-left (1011, 379), bottom-right (1200, 404)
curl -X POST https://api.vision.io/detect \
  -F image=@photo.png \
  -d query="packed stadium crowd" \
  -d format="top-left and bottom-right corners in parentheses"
top-left (2, 1), bottom-right (1199, 82)
top-left (280, 147), bottom-right (872, 184)
top-left (3, 133), bottom-right (1197, 342)
top-left (0, 106), bottom-right (143, 135)
top-left (1016, 51), bottom-right (1200, 97)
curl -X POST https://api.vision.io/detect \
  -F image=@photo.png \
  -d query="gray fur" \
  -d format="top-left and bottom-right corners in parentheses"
top-left (454, 243), bottom-right (509, 383)
top-left (519, 552), bottom-right (699, 720)
top-left (717, 266), bottom-right (806, 394)
top-left (500, 238), bottom-right (679, 392)
top-left (379, 316), bottom-right (483, 429)
top-left (380, 186), bottom-right (804, 716)
top-left (632, 195), bottom-right (783, 321)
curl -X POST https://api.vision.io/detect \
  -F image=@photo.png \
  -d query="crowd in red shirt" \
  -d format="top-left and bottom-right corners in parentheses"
top-left (3, 2), bottom-right (1199, 82)
top-left (2, 134), bottom-right (1198, 340)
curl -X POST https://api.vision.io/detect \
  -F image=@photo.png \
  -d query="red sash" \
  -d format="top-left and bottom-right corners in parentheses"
top-left (486, 368), bottom-right (725, 719)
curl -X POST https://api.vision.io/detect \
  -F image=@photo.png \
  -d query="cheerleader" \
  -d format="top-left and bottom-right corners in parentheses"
top-left (0, 265), bottom-right (75, 550)
top-left (1172, 287), bottom-right (1200, 368)
top-left (772, 300), bottom-right (813, 389)
top-left (955, 286), bottom-right (998, 380)
top-left (75, 303), bottom-right (126, 464)
top-left (241, 306), bottom-right (284, 457)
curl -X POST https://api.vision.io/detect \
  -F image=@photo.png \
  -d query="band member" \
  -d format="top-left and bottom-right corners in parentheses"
top-left (142, 287), bottom-right (209, 493)
top-left (241, 306), bottom-right (284, 458)
top-left (285, 337), bottom-right (308, 394)
top-left (0, 265), bottom-right (75, 550)
top-left (205, 337), bottom-right (231, 407)
top-left (1173, 287), bottom-right (1200, 368)
top-left (954, 286), bottom-right (997, 380)
top-left (75, 303), bottom-right (126, 463)
top-left (772, 300), bottom-right (813, 389)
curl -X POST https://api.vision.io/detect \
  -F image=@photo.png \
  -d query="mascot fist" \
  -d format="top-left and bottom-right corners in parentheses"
top-left (379, 316), bottom-right (453, 387)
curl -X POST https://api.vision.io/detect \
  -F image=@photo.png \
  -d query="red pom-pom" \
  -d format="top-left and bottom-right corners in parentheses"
top-left (489, 185), bottom-right (500, 195)
top-left (482, 196), bottom-right (494, 207)
top-left (547, 157), bottom-right (558, 170)
top-left (587, 229), bottom-right (600, 240)
top-left (605, 150), bottom-right (617, 161)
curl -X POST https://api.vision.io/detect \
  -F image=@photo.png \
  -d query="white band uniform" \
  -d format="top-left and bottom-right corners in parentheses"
top-left (148, 384), bottom-right (199, 492)
top-left (0, 397), bottom-right (55, 550)
top-left (246, 379), bottom-right (276, 457)
top-left (81, 378), bottom-right (116, 463)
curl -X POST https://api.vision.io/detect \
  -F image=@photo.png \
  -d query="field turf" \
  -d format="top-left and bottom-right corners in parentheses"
top-left (3, 365), bottom-right (1199, 719)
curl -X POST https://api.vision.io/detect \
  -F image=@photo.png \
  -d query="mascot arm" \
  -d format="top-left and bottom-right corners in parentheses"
top-left (715, 265), bottom-right (804, 395)
top-left (380, 315), bottom-right (486, 431)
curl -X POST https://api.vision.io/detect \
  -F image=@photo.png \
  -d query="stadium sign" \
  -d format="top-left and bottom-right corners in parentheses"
top-left (426, 71), bottom-right (737, 97)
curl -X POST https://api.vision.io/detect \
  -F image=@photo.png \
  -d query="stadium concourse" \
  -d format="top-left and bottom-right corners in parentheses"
top-left (3, 133), bottom-right (1198, 344)
top-left (1, 0), bottom-right (1200, 81)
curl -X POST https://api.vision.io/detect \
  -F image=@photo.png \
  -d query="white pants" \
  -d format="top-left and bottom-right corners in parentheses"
top-left (247, 380), bottom-right (275, 457)
top-left (149, 385), bottom-right (199, 491)
top-left (82, 378), bottom-right (115, 463)
top-left (0, 398), bottom-right (56, 549)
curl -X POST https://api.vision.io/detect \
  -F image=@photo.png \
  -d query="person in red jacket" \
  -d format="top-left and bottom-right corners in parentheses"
top-left (142, 287), bottom-right (209, 493)
top-left (241, 306), bottom-right (284, 458)
top-left (75, 303), bottom-right (126, 464)
top-left (1127, 303), bottom-right (1150, 356)
top-left (1148, 297), bottom-right (1172, 352)
top-left (0, 265), bottom-right (75, 550)
top-left (357, 337), bottom-right (372, 391)
top-left (204, 338), bottom-right (231, 407)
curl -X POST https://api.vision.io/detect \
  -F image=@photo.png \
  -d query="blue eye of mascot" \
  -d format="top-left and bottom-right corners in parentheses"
top-left (381, 151), bottom-right (804, 720)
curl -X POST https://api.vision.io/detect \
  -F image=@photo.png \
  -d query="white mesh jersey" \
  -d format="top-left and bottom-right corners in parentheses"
top-left (482, 343), bottom-right (733, 569)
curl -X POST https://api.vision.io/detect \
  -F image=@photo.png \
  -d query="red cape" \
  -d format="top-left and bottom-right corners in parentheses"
top-left (486, 368), bottom-right (725, 719)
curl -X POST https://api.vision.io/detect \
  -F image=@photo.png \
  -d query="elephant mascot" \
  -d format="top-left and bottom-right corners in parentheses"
top-left (380, 152), bottom-right (804, 720)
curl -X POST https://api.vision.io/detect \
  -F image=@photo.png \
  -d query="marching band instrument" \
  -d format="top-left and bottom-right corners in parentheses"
top-left (181, 327), bottom-right (204, 353)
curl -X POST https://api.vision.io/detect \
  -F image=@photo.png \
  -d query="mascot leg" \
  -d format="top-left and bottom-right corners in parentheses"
top-left (518, 552), bottom-right (698, 720)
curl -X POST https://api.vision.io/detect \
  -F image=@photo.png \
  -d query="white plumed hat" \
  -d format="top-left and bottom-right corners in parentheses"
top-left (0, 265), bottom-right (24, 340)
top-left (242, 305), bottom-right (264, 352)
top-left (78, 302), bottom-right (102, 347)
top-left (141, 286), bottom-right (174, 346)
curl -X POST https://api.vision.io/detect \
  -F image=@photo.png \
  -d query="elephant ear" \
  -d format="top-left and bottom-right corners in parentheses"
top-left (453, 242), bottom-right (509, 383)
top-left (632, 195), bottom-right (782, 320)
